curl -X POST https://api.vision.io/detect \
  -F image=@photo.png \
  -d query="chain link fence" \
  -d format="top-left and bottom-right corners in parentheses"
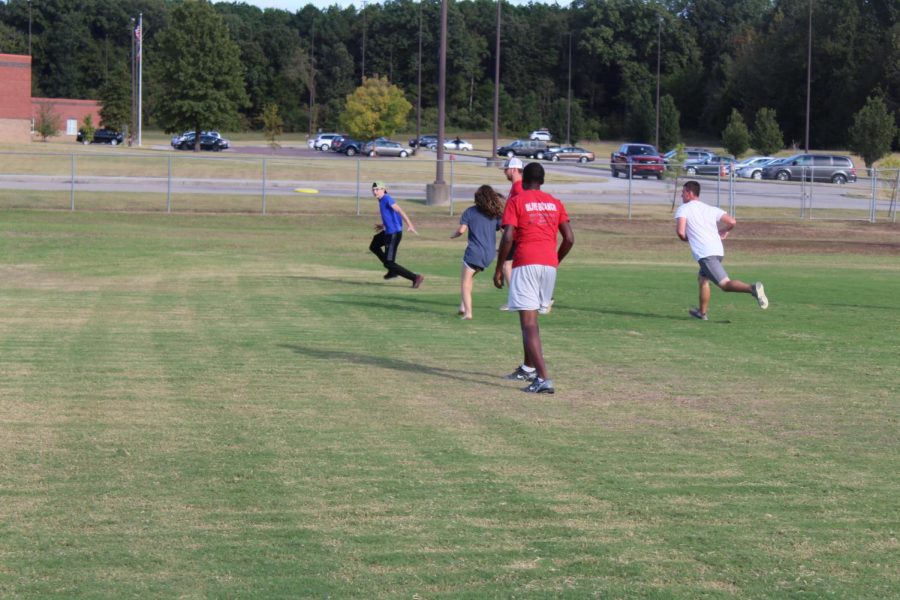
top-left (0, 150), bottom-right (896, 222)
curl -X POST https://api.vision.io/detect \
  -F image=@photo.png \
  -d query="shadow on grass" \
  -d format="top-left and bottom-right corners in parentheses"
top-left (279, 344), bottom-right (508, 388)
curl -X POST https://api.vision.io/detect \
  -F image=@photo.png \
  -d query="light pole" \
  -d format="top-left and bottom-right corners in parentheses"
top-left (426, 0), bottom-right (450, 205)
top-left (804, 0), bottom-right (812, 152)
top-left (415, 3), bottom-right (422, 155)
top-left (27, 0), bottom-right (32, 56)
top-left (491, 0), bottom-right (501, 165)
top-left (566, 31), bottom-right (572, 145)
top-left (654, 16), bottom-right (661, 150)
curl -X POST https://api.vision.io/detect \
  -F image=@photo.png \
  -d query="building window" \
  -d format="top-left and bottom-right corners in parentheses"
top-left (66, 119), bottom-right (77, 135)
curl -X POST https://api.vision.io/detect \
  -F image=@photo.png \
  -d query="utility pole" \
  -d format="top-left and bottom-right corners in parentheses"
top-left (655, 16), bottom-right (661, 150)
top-left (804, 0), bottom-right (812, 152)
top-left (361, 1), bottom-right (367, 84)
top-left (427, 0), bottom-right (450, 205)
top-left (491, 0), bottom-right (501, 165)
top-left (566, 32), bottom-right (572, 145)
top-left (309, 20), bottom-right (316, 135)
top-left (415, 4), bottom-right (422, 155)
top-left (27, 0), bottom-right (32, 56)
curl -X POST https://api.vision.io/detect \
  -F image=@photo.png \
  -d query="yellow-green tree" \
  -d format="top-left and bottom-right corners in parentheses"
top-left (340, 76), bottom-right (412, 140)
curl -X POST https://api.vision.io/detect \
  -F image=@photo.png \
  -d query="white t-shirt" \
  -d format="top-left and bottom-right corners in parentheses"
top-left (675, 200), bottom-right (726, 261)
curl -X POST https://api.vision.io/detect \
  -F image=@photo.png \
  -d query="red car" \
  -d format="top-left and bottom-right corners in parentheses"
top-left (610, 143), bottom-right (665, 179)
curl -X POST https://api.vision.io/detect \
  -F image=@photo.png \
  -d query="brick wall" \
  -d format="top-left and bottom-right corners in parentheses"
top-left (32, 98), bottom-right (102, 138)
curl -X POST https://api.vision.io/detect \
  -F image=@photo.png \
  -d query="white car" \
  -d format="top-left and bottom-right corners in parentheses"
top-left (308, 133), bottom-right (342, 151)
top-left (735, 156), bottom-right (776, 179)
top-left (442, 139), bottom-right (473, 151)
top-left (529, 129), bottom-right (552, 141)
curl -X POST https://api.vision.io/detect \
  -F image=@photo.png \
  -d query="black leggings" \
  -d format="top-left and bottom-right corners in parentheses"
top-left (370, 231), bottom-right (417, 282)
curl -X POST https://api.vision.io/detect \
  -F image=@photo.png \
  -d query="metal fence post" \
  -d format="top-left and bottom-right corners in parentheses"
top-left (166, 155), bottom-right (172, 213)
top-left (450, 157), bottom-right (455, 216)
top-left (626, 162), bottom-right (632, 219)
top-left (355, 156), bottom-right (361, 216)
top-left (869, 168), bottom-right (877, 223)
top-left (261, 158), bottom-right (267, 215)
top-left (70, 154), bottom-right (75, 211)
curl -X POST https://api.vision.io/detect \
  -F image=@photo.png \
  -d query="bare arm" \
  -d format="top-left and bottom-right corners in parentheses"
top-left (450, 223), bottom-right (468, 239)
top-left (493, 225), bottom-right (515, 289)
top-left (675, 217), bottom-right (688, 242)
top-left (557, 221), bottom-right (575, 264)
top-left (717, 213), bottom-right (736, 240)
top-left (391, 203), bottom-right (417, 235)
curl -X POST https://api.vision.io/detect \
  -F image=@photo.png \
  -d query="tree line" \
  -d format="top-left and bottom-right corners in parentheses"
top-left (1, 0), bottom-right (897, 152)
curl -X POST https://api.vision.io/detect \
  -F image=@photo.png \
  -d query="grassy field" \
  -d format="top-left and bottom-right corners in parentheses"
top-left (0, 204), bottom-right (898, 598)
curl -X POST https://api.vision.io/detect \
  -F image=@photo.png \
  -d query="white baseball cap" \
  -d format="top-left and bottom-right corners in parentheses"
top-left (502, 157), bottom-right (524, 170)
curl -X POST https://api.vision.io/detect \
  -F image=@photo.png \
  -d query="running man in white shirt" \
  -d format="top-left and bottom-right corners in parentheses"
top-left (674, 180), bottom-right (768, 320)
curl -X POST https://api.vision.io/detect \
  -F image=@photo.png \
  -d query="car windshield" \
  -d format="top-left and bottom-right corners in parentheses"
top-left (628, 146), bottom-right (655, 155)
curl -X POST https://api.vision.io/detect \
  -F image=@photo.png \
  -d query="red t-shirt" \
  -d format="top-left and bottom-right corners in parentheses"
top-left (508, 179), bottom-right (523, 201)
top-left (502, 188), bottom-right (569, 267)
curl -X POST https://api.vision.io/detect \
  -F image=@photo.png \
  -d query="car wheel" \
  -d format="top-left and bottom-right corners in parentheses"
top-left (686, 166), bottom-right (697, 175)
top-left (831, 174), bottom-right (847, 184)
top-left (369, 151), bottom-right (376, 157)
top-left (579, 156), bottom-right (587, 163)
top-left (551, 155), bottom-right (559, 162)
top-left (536, 151), bottom-right (544, 160)
top-left (346, 148), bottom-right (356, 157)
top-left (776, 171), bottom-right (790, 181)
top-left (82, 140), bottom-right (90, 145)
top-left (611, 168), bottom-right (618, 178)
top-left (751, 170), bottom-right (763, 180)
top-left (655, 173), bottom-right (663, 180)
top-left (399, 150), bottom-right (408, 158)
top-left (110, 139), bottom-right (118, 146)
top-left (506, 150), bottom-right (515, 158)
top-left (321, 144), bottom-right (330, 151)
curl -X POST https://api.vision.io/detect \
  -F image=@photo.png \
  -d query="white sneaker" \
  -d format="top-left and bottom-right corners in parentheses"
top-left (753, 282), bottom-right (768, 309)
top-left (499, 304), bottom-right (510, 311)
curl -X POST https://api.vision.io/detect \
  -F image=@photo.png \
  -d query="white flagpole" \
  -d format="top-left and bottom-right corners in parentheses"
top-left (137, 13), bottom-right (143, 147)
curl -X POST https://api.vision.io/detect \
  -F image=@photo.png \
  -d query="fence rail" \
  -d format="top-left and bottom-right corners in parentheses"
top-left (0, 150), bottom-right (896, 222)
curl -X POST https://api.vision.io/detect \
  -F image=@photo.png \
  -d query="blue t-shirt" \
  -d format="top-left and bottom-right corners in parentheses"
top-left (460, 205), bottom-right (501, 269)
top-left (379, 192), bottom-right (404, 234)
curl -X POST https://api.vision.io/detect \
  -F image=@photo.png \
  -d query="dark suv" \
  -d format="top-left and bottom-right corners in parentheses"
top-left (77, 128), bottom-right (124, 145)
top-left (610, 143), bottom-right (665, 179)
top-left (760, 154), bottom-right (857, 184)
top-left (496, 139), bottom-right (549, 159)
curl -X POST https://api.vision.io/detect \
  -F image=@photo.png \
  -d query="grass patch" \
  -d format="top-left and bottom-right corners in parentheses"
top-left (0, 207), bottom-right (897, 598)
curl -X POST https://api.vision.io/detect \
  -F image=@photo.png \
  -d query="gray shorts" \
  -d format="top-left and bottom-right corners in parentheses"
top-left (508, 264), bottom-right (557, 313)
top-left (698, 256), bottom-right (729, 285)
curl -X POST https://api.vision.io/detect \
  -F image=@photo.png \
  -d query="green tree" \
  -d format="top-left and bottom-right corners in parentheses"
top-left (151, 0), bottom-right (249, 150)
top-left (34, 103), bottom-right (60, 142)
top-left (99, 63), bottom-right (132, 134)
top-left (722, 109), bottom-right (751, 157)
top-left (848, 95), bottom-right (897, 168)
top-left (658, 94), bottom-right (681, 152)
top-left (340, 76), bottom-right (412, 140)
top-left (751, 107), bottom-right (783, 156)
top-left (261, 103), bottom-right (284, 149)
top-left (79, 114), bottom-right (96, 145)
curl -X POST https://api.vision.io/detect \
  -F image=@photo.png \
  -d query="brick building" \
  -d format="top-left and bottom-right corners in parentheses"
top-left (0, 53), bottom-right (102, 143)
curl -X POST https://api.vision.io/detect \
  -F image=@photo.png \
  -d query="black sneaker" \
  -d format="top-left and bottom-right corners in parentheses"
top-left (523, 378), bottom-right (555, 394)
top-left (689, 307), bottom-right (708, 321)
top-left (503, 366), bottom-right (537, 381)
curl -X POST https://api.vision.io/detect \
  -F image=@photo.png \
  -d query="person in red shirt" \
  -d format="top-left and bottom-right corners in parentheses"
top-left (493, 162), bottom-right (574, 394)
top-left (498, 157), bottom-right (524, 310)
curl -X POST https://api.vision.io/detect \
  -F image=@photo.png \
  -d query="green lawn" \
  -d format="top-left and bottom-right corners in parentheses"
top-left (0, 207), bottom-right (897, 598)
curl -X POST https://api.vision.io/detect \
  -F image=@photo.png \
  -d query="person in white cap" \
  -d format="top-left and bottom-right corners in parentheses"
top-left (498, 157), bottom-right (524, 310)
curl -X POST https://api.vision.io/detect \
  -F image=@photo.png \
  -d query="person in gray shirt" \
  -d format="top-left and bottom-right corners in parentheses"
top-left (450, 185), bottom-right (504, 319)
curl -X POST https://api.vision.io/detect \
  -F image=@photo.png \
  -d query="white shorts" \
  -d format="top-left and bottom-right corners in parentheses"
top-left (508, 264), bottom-right (557, 313)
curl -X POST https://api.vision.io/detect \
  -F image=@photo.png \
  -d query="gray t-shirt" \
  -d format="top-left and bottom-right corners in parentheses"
top-left (460, 206), bottom-right (501, 269)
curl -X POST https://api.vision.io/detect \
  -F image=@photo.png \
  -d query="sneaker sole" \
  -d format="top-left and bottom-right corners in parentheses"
top-left (755, 283), bottom-right (768, 309)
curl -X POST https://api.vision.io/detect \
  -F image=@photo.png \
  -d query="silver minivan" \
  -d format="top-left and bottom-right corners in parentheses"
top-left (761, 154), bottom-right (857, 184)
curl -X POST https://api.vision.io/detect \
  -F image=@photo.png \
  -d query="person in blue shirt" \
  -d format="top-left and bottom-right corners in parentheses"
top-left (450, 185), bottom-right (504, 319)
top-left (369, 181), bottom-right (424, 288)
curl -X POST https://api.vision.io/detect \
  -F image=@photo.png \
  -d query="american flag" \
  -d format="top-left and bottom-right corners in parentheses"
top-left (134, 22), bottom-right (142, 59)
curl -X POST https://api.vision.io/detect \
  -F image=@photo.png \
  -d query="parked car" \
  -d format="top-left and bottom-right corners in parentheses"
top-left (362, 139), bottom-right (409, 158)
top-left (409, 134), bottom-right (438, 148)
top-left (441, 138), bottom-right (474, 151)
top-left (760, 153), bottom-right (857, 184)
top-left (330, 135), bottom-right (366, 156)
top-left (309, 132), bottom-right (342, 151)
top-left (610, 143), bottom-right (665, 179)
top-left (663, 147), bottom-right (714, 166)
top-left (77, 128), bottom-right (124, 145)
top-left (734, 156), bottom-right (776, 179)
top-left (170, 130), bottom-right (225, 148)
top-left (176, 134), bottom-right (228, 151)
top-left (497, 139), bottom-right (549, 159)
top-left (545, 146), bottom-right (595, 163)
top-left (529, 129), bottom-right (552, 141)
top-left (682, 155), bottom-right (736, 176)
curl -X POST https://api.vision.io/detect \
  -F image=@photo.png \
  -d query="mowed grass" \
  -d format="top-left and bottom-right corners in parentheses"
top-left (0, 206), bottom-right (897, 598)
